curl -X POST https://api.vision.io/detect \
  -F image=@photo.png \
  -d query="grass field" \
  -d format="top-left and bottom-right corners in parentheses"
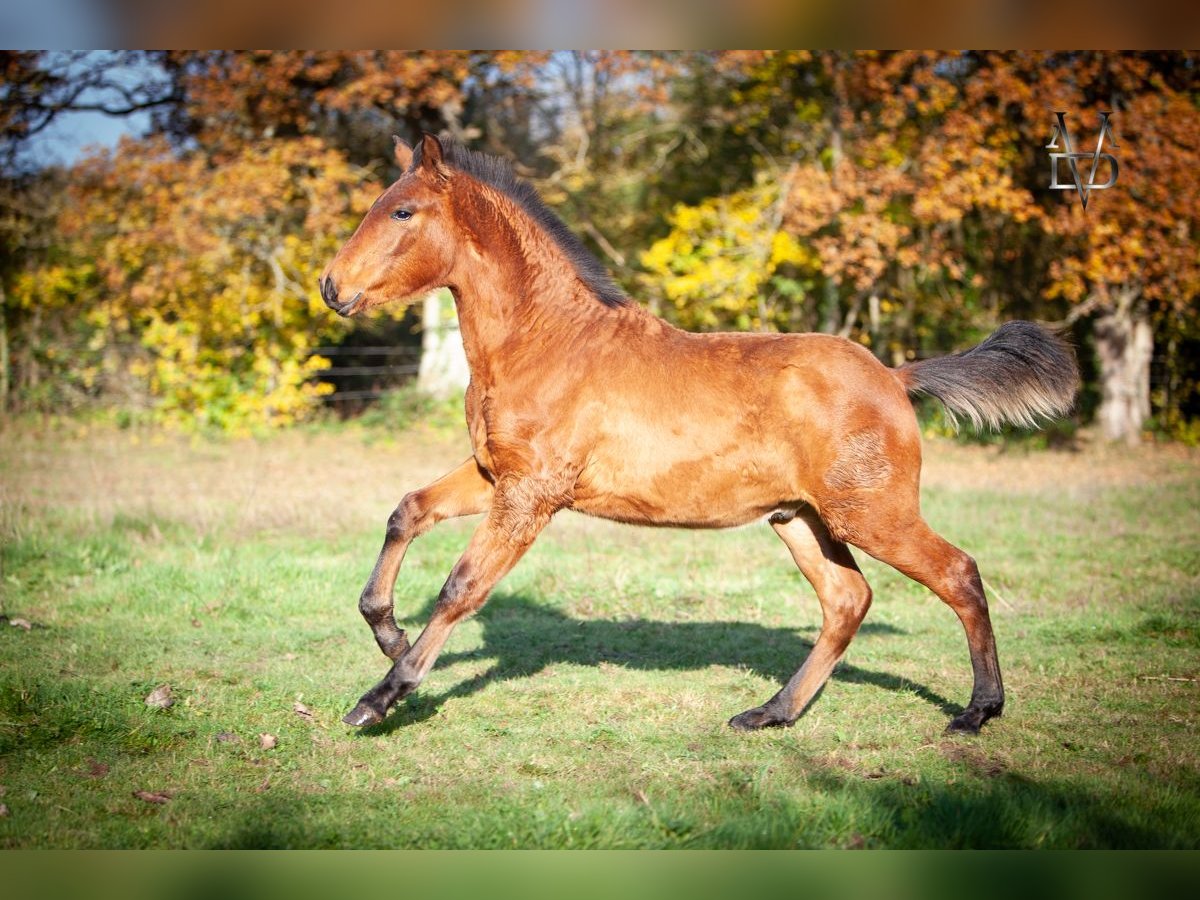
top-left (1, 420), bottom-right (1198, 848)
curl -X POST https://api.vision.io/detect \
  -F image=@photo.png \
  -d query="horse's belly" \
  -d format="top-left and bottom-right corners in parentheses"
top-left (570, 445), bottom-right (810, 529)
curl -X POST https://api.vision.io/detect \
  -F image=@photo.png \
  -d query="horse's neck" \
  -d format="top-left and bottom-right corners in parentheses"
top-left (447, 206), bottom-right (612, 383)
top-left (449, 277), bottom-right (607, 384)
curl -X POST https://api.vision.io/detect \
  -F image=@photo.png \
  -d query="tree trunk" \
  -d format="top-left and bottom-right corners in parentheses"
top-left (820, 278), bottom-right (840, 334)
top-left (1094, 294), bottom-right (1153, 445)
top-left (416, 289), bottom-right (470, 399)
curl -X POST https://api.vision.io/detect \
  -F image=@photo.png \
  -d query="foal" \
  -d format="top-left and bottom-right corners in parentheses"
top-left (320, 134), bottom-right (1079, 735)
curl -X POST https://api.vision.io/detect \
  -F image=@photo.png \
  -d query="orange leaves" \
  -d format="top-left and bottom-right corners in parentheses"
top-left (174, 51), bottom-right (478, 152)
top-left (20, 131), bottom-right (382, 431)
top-left (1033, 59), bottom-right (1199, 314)
top-left (314, 52), bottom-right (472, 116)
top-left (782, 155), bottom-right (913, 294)
top-left (644, 51), bottom-right (1198, 357)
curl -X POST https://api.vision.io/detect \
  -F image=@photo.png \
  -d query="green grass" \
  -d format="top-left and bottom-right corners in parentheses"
top-left (1, 426), bottom-right (1198, 847)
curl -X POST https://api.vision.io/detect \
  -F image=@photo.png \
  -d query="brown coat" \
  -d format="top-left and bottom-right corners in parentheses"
top-left (321, 134), bottom-right (1078, 736)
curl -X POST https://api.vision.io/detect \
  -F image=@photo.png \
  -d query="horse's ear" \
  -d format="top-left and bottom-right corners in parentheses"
top-left (392, 135), bottom-right (414, 170)
top-left (418, 133), bottom-right (450, 181)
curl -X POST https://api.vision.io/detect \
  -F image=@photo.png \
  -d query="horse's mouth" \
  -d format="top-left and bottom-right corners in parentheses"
top-left (333, 291), bottom-right (366, 317)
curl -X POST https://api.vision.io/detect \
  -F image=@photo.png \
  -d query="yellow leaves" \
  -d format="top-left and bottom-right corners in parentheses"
top-left (639, 235), bottom-right (680, 276)
top-left (769, 231), bottom-right (810, 268)
top-left (640, 180), bottom-right (816, 331)
top-left (11, 263), bottom-right (96, 311)
top-left (22, 133), bottom-right (379, 432)
top-left (671, 204), bottom-right (705, 234)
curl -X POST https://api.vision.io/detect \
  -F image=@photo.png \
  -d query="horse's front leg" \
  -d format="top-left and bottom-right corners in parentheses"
top-left (358, 457), bottom-right (494, 660)
top-left (344, 474), bottom-right (558, 726)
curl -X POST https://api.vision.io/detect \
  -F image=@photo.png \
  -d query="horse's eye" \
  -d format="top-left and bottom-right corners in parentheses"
top-left (391, 208), bottom-right (413, 222)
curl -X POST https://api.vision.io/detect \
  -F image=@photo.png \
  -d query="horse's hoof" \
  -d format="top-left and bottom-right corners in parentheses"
top-left (342, 702), bottom-right (385, 727)
top-left (944, 715), bottom-right (981, 735)
top-left (728, 705), bottom-right (792, 731)
top-left (945, 702), bottom-right (1002, 735)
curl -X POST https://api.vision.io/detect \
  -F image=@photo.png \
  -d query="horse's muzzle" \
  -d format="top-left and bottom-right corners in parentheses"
top-left (319, 276), bottom-right (365, 317)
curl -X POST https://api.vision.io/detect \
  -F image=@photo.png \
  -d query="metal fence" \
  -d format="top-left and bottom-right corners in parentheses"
top-left (308, 345), bottom-right (422, 406)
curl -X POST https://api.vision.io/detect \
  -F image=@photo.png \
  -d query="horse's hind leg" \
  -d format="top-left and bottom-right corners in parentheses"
top-left (849, 510), bottom-right (1004, 734)
top-left (358, 457), bottom-right (494, 660)
top-left (729, 507), bottom-right (873, 731)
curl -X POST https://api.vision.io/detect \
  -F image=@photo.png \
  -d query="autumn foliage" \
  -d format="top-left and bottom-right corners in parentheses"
top-left (10, 136), bottom-right (378, 428)
top-left (1, 51), bottom-right (1197, 439)
top-left (643, 51), bottom-right (1199, 441)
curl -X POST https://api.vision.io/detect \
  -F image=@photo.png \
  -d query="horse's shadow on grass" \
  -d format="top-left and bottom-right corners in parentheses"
top-left (361, 592), bottom-right (957, 734)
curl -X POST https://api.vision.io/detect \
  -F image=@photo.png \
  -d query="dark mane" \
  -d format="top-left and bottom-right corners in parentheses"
top-left (414, 140), bottom-right (628, 309)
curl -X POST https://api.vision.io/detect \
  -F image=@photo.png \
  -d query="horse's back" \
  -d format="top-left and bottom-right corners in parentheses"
top-left (568, 325), bottom-right (921, 530)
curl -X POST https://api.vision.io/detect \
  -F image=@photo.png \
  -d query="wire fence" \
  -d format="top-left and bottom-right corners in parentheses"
top-left (308, 345), bottom-right (423, 407)
top-left (307, 335), bottom-right (1188, 419)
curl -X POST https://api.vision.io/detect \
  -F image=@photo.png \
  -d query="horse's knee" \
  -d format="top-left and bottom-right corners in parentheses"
top-left (954, 551), bottom-right (981, 582)
top-left (848, 579), bottom-right (873, 623)
top-left (385, 491), bottom-right (423, 541)
top-left (359, 588), bottom-right (409, 658)
top-left (358, 589), bottom-right (390, 623)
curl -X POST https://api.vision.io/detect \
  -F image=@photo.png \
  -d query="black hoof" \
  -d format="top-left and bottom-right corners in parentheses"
top-left (342, 701), bottom-right (385, 727)
top-left (945, 702), bottom-right (1003, 735)
top-left (945, 715), bottom-right (981, 735)
top-left (729, 705), bottom-right (793, 732)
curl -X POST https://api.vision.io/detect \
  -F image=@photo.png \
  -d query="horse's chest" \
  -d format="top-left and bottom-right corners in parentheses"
top-left (466, 388), bottom-right (568, 478)
top-left (464, 381), bottom-right (494, 473)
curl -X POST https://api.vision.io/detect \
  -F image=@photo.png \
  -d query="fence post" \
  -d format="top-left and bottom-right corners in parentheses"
top-left (417, 288), bottom-right (469, 398)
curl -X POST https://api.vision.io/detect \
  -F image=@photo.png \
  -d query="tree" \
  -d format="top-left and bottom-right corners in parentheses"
top-left (1037, 53), bottom-right (1199, 442)
top-left (2, 51), bottom-right (182, 412)
top-left (157, 51), bottom-right (490, 167)
top-left (482, 52), bottom-right (709, 294)
top-left (161, 51), bottom-right (534, 404)
top-left (9, 135), bottom-right (379, 429)
top-left (3, 51), bottom-right (1196, 439)
top-left (640, 173), bottom-right (811, 331)
top-left (3, 51), bottom-right (486, 424)
top-left (641, 52), bottom-right (994, 359)
top-left (640, 51), bottom-right (1200, 441)
top-left (1, 51), bottom-right (179, 173)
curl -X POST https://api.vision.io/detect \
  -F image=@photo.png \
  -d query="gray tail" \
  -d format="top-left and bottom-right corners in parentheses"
top-left (897, 321), bottom-right (1080, 430)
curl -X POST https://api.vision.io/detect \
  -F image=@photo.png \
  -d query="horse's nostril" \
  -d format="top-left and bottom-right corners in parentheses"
top-left (321, 276), bottom-right (338, 304)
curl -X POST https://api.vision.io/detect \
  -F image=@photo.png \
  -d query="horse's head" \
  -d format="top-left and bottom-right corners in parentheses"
top-left (319, 133), bottom-right (458, 317)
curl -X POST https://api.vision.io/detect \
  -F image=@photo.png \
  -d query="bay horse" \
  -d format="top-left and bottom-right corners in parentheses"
top-left (320, 134), bottom-right (1079, 736)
